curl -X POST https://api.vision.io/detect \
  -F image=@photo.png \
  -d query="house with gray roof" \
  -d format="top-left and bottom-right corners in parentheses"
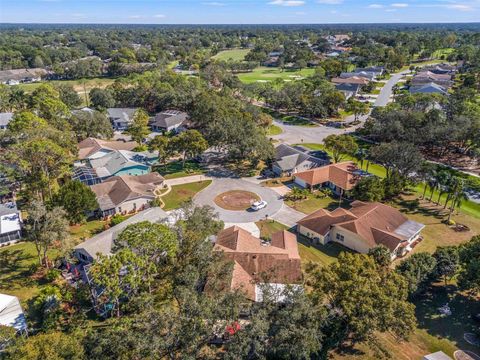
top-left (355, 66), bottom-right (385, 76)
top-left (107, 108), bottom-right (138, 130)
top-left (74, 207), bottom-right (169, 263)
top-left (149, 110), bottom-right (188, 133)
top-left (272, 144), bottom-right (328, 177)
top-left (89, 150), bottom-right (158, 180)
top-left (335, 83), bottom-right (362, 99)
top-left (0, 68), bottom-right (47, 85)
top-left (0, 112), bottom-right (13, 130)
top-left (340, 71), bottom-right (376, 81)
top-left (410, 82), bottom-right (448, 96)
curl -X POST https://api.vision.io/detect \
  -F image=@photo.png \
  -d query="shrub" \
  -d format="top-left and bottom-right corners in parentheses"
top-left (45, 269), bottom-right (61, 283)
top-left (110, 214), bottom-right (126, 226)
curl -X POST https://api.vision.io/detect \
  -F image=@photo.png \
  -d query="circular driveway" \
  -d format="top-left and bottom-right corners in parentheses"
top-left (193, 178), bottom-right (284, 223)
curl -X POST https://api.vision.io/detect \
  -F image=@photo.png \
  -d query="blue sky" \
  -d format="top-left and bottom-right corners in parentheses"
top-left (1, 0), bottom-right (480, 24)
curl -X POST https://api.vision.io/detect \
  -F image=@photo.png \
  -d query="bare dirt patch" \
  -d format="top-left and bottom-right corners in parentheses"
top-left (214, 190), bottom-right (260, 211)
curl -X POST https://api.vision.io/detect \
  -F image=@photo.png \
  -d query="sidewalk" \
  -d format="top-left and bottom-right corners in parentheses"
top-left (164, 174), bottom-right (211, 186)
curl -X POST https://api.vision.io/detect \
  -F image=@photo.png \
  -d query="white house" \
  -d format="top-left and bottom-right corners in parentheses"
top-left (0, 113), bottom-right (13, 130)
top-left (0, 202), bottom-right (22, 245)
top-left (297, 201), bottom-right (424, 260)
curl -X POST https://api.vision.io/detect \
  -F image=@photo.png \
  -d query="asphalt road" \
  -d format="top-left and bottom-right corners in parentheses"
top-left (193, 178), bottom-right (284, 223)
top-left (270, 70), bottom-right (409, 145)
top-left (374, 70), bottom-right (410, 107)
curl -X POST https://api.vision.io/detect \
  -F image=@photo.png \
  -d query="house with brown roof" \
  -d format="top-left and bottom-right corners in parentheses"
top-left (297, 201), bottom-right (424, 259)
top-left (90, 173), bottom-right (164, 217)
top-left (77, 137), bottom-right (138, 161)
top-left (411, 71), bottom-right (453, 88)
top-left (214, 226), bottom-right (302, 301)
top-left (331, 76), bottom-right (370, 86)
top-left (293, 161), bottom-right (363, 195)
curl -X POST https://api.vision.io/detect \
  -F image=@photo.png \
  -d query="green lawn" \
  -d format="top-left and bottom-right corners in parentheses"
top-left (69, 220), bottom-right (107, 241)
top-left (432, 48), bottom-right (455, 59)
top-left (266, 124), bottom-right (283, 136)
top-left (17, 77), bottom-right (115, 93)
top-left (0, 242), bottom-right (59, 303)
top-left (162, 180), bottom-right (211, 210)
top-left (262, 109), bottom-right (317, 127)
top-left (256, 220), bottom-right (347, 267)
top-left (212, 48), bottom-right (251, 61)
top-left (237, 66), bottom-right (315, 84)
top-left (156, 160), bottom-right (207, 180)
top-left (285, 193), bottom-right (349, 215)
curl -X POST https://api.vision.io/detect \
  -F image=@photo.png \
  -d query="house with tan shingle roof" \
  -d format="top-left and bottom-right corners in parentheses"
top-left (214, 226), bottom-right (302, 301)
top-left (297, 201), bottom-right (424, 259)
top-left (77, 137), bottom-right (138, 161)
top-left (293, 161), bottom-right (364, 195)
top-left (90, 173), bottom-right (164, 217)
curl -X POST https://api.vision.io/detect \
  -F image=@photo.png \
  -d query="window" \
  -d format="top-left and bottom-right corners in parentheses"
top-left (336, 233), bottom-right (344, 242)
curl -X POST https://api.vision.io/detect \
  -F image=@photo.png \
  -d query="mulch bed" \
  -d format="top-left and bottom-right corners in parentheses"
top-left (214, 190), bottom-right (260, 211)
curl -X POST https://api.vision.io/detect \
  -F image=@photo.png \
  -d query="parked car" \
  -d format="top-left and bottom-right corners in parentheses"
top-left (250, 200), bottom-right (267, 211)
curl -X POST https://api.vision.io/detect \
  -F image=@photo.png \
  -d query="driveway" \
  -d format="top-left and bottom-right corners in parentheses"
top-left (193, 178), bottom-right (284, 223)
top-left (271, 204), bottom-right (306, 229)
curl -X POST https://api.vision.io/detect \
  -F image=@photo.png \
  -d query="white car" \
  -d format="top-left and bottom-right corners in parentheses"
top-left (250, 200), bottom-right (267, 211)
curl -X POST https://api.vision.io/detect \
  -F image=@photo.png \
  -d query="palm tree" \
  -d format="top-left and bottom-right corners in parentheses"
top-left (356, 148), bottom-right (367, 171)
top-left (435, 170), bottom-right (452, 205)
top-left (427, 177), bottom-right (438, 202)
top-left (447, 177), bottom-right (467, 223)
top-left (418, 162), bottom-right (435, 199)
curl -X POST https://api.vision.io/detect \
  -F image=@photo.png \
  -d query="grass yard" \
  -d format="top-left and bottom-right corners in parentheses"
top-left (432, 48), bottom-right (455, 59)
top-left (17, 77), bottom-right (115, 93)
top-left (256, 220), bottom-right (347, 267)
top-left (162, 180), bottom-right (211, 210)
top-left (263, 108), bottom-right (317, 127)
top-left (0, 242), bottom-right (59, 303)
top-left (69, 219), bottom-right (107, 241)
top-left (156, 160), bottom-right (207, 180)
top-left (391, 196), bottom-right (480, 256)
top-left (237, 66), bottom-right (315, 84)
top-left (285, 192), bottom-right (349, 215)
top-left (266, 124), bottom-right (282, 136)
top-left (212, 48), bottom-right (250, 61)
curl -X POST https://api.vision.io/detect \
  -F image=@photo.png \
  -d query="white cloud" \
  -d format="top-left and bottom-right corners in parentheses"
top-left (129, 15), bottom-right (142, 19)
top-left (446, 4), bottom-right (474, 11)
top-left (202, 2), bottom-right (226, 6)
top-left (153, 14), bottom-right (166, 18)
top-left (368, 4), bottom-right (384, 8)
top-left (391, 3), bottom-right (408, 7)
top-left (316, 0), bottom-right (344, 4)
top-left (268, 0), bottom-right (305, 6)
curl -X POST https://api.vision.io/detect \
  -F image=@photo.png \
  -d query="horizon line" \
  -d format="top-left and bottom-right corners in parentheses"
top-left (1, 21), bottom-right (480, 26)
